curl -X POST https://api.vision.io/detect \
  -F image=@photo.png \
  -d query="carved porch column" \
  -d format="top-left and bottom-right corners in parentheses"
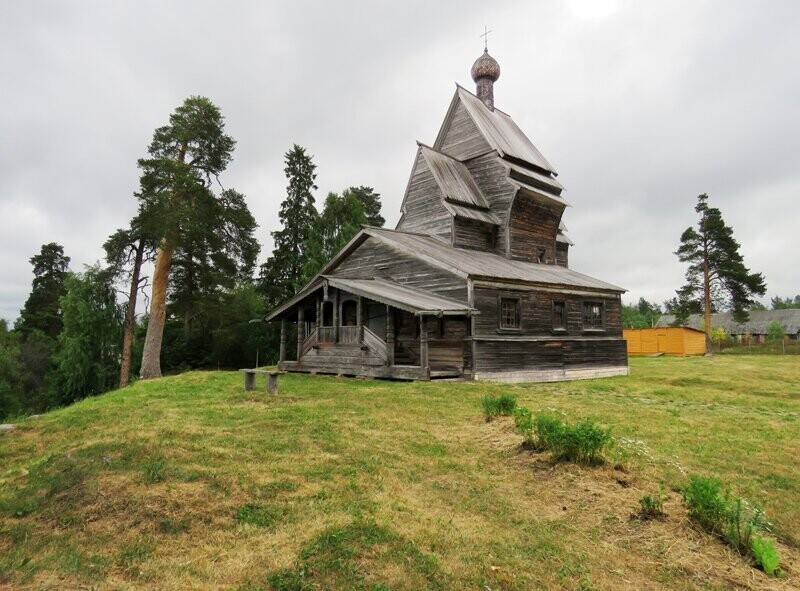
top-left (419, 314), bottom-right (429, 378)
top-left (296, 307), bottom-right (305, 360)
top-left (279, 318), bottom-right (287, 363)
top-left (333, 288), bottom-right (340, 343)
top-left (385, 305), bottom-right (395, 366)
top-left (356, 296), bottom-right (364, 342)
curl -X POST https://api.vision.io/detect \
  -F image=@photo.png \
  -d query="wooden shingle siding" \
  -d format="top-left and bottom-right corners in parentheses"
top-left (453, 218), bottom-right (495, 251)
top-left (508, 193), bottom-right (564, 263)
top-left (438, 100), bottom-right (492, 160)
top-left (556, 242), bottom-right (569, 268)
top-left (463, 152), bottom-right (517, 254)
top-left (396, 151), bottom-right (452, 237)
top-left (333, 238), bottom-right (468, 302)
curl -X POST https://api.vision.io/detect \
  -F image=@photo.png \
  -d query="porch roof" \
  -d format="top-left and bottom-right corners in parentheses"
top-left (264, 276), bottom-right (475, 321)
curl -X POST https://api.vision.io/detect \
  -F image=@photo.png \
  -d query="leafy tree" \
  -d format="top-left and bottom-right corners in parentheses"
top-left (49, 267), bottom-right (123, 406)
top-left (749, 301), bottom-right (767, 311)
top-left (771, 295), bottom-right (800, 310)
top-left (711, 326), bottom-right (730, 352)
top-left (104, 223), bottom-right (157, 387)
top-left (16, 243), bottom-right (71, 339)
top-left (16, 329), bottom-right (55, 413)
top-left (345, 185), bottom-right (384, 227)
top-left (303, 191), bottom-right (367, 279)
top-left (766, 321), bottom-right (785, 342)
top-left (674, 194), bottom-right (766, 350)
top-left (259, 144), bottom-right (319, 308)
top-left (136, 96), bottom-right (258, 379)
top-left (622, 298), bottom-right (662, 329)
top-left (0, 320), bottom-right (24, 419)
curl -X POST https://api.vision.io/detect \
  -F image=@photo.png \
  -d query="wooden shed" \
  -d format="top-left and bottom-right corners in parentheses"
top-left (624, 327), bottom-right (706, 356)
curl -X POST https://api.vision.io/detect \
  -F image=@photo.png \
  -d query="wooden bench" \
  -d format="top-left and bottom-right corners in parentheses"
top-left (239, 369), bottom-right (284, 394)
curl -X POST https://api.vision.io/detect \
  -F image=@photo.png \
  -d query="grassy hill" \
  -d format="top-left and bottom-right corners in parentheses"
top-left (1, 357), bottom-right (798, 590)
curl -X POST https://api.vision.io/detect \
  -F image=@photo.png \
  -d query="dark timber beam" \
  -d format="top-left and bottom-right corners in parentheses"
top-left (333, 288), bottom-right (340, 343)
top-left (420, 315), bottom-right (429, 378)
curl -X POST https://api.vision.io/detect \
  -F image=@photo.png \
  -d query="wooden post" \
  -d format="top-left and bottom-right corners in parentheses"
top-left (244, 371), bottom-right (255, 391)
top-left (315, 295), bottom-right (321, 342)
top-left (297, 307), bottom-right (305, 360)
top-left (279, 319), bottom-right (287, 363)
top-left (333, 288), bottom-right (340, 343)
top-left (386, 305), bottom-right (395, 366)
top-left (419, 315), bottom-right (429, 377)
top-left (356, 296), bottom-right (364, 342)
top-left (267, 372), bottom-right (279, 394)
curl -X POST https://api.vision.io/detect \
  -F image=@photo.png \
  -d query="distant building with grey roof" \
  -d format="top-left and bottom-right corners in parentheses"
top-left (657, 310), bottom-right (800, 342)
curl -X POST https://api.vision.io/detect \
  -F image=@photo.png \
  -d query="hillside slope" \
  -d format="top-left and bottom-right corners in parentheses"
top-left (1, 357), bottom-right (798, 590)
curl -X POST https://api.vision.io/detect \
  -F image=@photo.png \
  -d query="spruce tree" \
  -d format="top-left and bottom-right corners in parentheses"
top-left (344, 185), bottom-right (384, 227)
top-left (260, 145), bottom-right (319, 307)
top-left (136, 96), bottom-right (258, 379)
top-left (674, 194), bottom-right (766, 349)
top-left (17, 243), bottom-right (71, 339)
top-left (303, 191), bottom-right (367, 279)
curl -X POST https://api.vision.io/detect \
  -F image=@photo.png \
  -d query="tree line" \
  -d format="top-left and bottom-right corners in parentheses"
top-left (0, 96), bottom-right (384, 420)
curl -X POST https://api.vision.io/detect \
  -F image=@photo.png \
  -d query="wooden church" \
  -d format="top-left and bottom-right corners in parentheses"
top-left (266, 49), bottom-right (628, 382)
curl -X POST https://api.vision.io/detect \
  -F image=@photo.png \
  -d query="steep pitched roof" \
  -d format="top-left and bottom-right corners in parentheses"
top-left (435, 85), bottom-right (557, 175)
top-left (325, 277), bottom-right (475, 316)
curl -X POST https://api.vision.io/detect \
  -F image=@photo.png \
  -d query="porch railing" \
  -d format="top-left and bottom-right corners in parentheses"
top-left (339, 326), bottom-right (360, 344)
top-left (362, 326), bottom-right (387, 360)
top-left (318, 326), bottom-right (335, 343)
top-left (301, 330), bottom-right (317, 356)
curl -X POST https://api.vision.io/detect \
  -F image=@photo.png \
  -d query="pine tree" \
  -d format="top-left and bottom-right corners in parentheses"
top-left (674, 194), bottom-right (766, 349)
top-left (104, 222), bottom-right (157, 387)
top-left (303, 191), bottom-right (367, 279)
top-left (137, 96), bottom-right (258, 379)
top-left (259, 145), bottom-right (319, 307)
top-left (17, 243), bottom-right (71, 339)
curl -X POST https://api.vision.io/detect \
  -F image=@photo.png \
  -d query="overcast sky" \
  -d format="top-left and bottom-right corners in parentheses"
top-left (2, 0), bottom-right (799, 322)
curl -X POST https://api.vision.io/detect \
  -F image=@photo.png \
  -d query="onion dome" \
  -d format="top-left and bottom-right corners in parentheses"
top-left (471, 49), bottom-right (501, 83)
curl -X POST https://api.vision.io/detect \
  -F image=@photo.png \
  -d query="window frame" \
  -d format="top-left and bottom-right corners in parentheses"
top-left (498, 296), bottom-right (522, 332)
top-left (552, 300), bottom-right (567, 332)
top-left (582, 301), bottom-right (605, 331)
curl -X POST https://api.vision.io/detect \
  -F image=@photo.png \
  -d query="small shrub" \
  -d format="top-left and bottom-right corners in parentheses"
top-left (481, 392), bottom-right (516, 420)
top-left (683, 475), bottom-right (727, 532)
top-left (751, 536), bottom-right (780, 576)
top-left (512, 406), bottom-right (534, 444)
top-left (725, 496), bottom-right (764, 553)
top-left (638, 487), bottom-right (666, 520)
top-left (513, 409), bottom-right (611, 463)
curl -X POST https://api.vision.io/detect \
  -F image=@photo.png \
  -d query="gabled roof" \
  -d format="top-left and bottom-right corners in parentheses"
top-left (364, 227), bottom-right (623, 292)
top-left (435, 85), bottom-right (557, 175)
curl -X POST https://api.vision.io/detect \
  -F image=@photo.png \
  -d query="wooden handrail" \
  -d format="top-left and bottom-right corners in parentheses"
top-left (362, 326), bottom-right (387, 361)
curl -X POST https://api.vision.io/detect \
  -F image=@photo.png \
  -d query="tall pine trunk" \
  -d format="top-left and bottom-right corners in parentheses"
top-left (140, 242), bottom-right (173, 379)
top-left (119, 239), bottom-right (145, 387)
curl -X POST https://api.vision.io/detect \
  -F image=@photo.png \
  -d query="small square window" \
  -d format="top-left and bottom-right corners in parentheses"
top-left (553, 301), bottom-right (566, 330)
top-left (583, 302), bottom-right (604, 330)
top-left (499, 297), bottom-right (521, 330)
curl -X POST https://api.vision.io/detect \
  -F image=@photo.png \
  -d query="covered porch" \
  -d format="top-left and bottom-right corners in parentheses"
top-left (267, 277), bottom-right (476, 380)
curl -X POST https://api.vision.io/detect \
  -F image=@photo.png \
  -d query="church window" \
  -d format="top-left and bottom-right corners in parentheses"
top-left (582, 302), bottom-right (604, 330)
top-left (553, 301), bottom-right (566, 330)
top-left (499, 297), bottom-right (521, 330)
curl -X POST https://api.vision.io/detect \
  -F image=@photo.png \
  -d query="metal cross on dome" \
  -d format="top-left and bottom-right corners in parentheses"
top-left (481, 26), bottom-right (492, 51)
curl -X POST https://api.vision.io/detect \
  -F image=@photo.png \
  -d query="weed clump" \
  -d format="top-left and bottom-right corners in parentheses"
top-left (480, 392), bottom-right (516, 420)
top-left (512, 407), bottom-right (611, 464)
top-left (637, 486), bottom-right (667, 520)
top-left (683, 474), bottom-right (780, 575)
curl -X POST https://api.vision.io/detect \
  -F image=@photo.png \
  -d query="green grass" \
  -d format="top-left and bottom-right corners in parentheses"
top-left (0, 356), bottom-right (798, 589)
